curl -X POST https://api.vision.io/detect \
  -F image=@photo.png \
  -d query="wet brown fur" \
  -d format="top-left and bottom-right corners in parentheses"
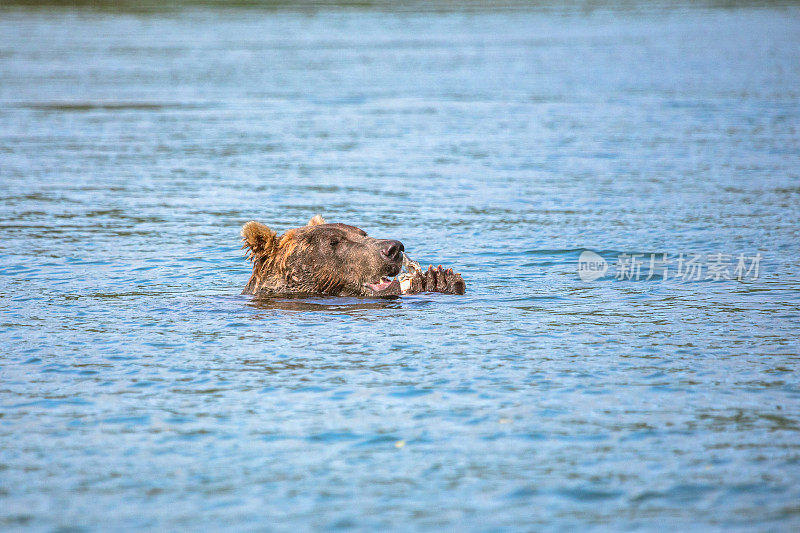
top-left (242, 216), bottom-right (401, 297)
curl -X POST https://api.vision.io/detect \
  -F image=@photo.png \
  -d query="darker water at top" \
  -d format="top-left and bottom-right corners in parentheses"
top-left (1, 3), bottom-right (799, 530)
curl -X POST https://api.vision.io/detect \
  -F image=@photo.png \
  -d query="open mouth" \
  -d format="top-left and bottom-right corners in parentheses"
top-left (365, 276), bottom-right (401, 295)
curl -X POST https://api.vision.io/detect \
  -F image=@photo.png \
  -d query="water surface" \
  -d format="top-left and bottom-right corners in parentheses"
top-left (1, 3), bottom-right (800, 530)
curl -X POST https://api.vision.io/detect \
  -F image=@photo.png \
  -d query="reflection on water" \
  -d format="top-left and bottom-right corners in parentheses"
top-left (1, 2), bottom-right (800, 530)
top-left (246, 295), bottom-right (404, 312)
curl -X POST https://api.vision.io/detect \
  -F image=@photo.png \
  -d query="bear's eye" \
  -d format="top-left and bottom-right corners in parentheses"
top-left (329, 237), bottom-right (340, 247)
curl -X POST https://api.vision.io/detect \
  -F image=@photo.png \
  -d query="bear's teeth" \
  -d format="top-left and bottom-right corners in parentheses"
top-left (365, 277), bottom-right (397, 291)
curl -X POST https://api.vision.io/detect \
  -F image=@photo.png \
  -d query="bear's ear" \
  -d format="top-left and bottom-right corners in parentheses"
top-left (241, 221), bottom-right (278, 261)
top-left (307, 214), bottom-right (326, 226)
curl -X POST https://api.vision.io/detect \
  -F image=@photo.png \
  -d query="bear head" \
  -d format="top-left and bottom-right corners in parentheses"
top-left (241, 215), bottom-right (405, 297)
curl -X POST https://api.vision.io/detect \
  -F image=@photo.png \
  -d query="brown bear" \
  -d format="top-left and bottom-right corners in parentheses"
top-left (241, 215), bottom-right (465, 297)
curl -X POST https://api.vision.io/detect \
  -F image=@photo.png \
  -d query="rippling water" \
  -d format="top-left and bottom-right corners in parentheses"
top-left (1, 3), bottom-right (800, 530)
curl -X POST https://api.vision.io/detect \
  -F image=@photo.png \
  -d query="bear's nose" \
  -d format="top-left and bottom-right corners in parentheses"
top-left (381, 240), bottom-right (404, 262)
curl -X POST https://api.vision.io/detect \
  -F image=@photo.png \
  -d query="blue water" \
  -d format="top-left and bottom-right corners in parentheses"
top-left (1, 3), bottom-right (800, 530)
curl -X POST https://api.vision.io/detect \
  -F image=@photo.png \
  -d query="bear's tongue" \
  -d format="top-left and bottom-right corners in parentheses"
top-left (367, 277), bottom-right (397, 292)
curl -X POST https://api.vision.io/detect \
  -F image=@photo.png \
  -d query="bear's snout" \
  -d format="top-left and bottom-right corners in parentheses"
top-left (380, 240), bottom-right (404, 263)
